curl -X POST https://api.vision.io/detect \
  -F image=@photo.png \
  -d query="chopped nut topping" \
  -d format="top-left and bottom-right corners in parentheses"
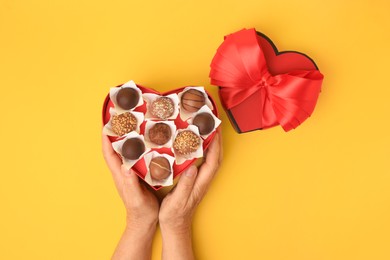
top-left (173, 130), bottom-right (200, 155)
top-left (111, 112), bottom-right (137, 136)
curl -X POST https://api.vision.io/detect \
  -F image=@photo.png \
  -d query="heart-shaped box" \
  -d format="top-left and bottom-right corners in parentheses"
top-left (210, 28), bottom-right (324, 133)
top-left (102, 84), bottom-right (219, 190)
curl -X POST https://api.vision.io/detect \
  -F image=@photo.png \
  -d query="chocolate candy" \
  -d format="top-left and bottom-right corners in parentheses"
top-left (173, 130), bottom-right (201, 155)
top-left (148, 123), bottom-right (172, 145)
top-left (181, 89), bottom-right (206, 112)
top-left (151, 97), bottom-right (174, 119)
top-left (149, 157), bottom-right (171, 181)
top-left (116, 88), bottom-right (140, 110)
top-left (111, 112), bottom-right (137, 136)
top-left (193, 113), bottom-right (215, 135)
top-left (122, 138), bottom-right (145, 160)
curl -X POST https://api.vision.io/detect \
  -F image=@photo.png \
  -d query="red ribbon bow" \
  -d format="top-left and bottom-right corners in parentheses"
top-left (210, 28), bottom-right (324, 131)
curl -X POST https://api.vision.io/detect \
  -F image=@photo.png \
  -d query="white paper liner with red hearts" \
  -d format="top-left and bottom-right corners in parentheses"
top-left (178, 86), bottom-right (213, 121)
top-left (144, 151), bottom-right (175, 187)
top-left (110, 80), bottom-right (144, 114)
top-left (112, 132), bottom-right (151, 170)
top-left (144, 120), bottom-right (176, 149)
top-left (102, 107), bottom-right (144, 137)
top-left (187, 105), bottom-right (222, 139)
top-left (172, 125), bottom-right (203, 165)
top-left (142, 93), bottom-right (180, 120)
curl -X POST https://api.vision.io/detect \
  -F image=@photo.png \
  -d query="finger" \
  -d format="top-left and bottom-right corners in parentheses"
top-left (204, 127), bottom-right (223, 163)
top-left (193, 132), bottom-right (222, 197)
top-left (102, 133), bottom-right (123, 188)
top-left (170, 165), bottom-right (198, 202)
top-left (206, 131), bottom-right (223, 164)
top-left (216, 127), bottom-right (223, 163)
top-left (204, 131), bottom-right (222, 170)
top-left (121, 166), bottom-right (143, 196)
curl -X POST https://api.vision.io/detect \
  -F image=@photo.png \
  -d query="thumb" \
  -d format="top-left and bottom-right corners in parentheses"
top-left (172, 165), bottom-right (198, 200)
top-left (121, 165), bottom-right (142, 196)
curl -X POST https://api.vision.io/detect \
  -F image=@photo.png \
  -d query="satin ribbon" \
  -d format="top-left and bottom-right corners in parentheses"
top-left (209, 28), bottom-right (324, 131)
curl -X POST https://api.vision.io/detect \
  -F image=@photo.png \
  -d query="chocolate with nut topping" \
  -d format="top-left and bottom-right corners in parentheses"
top-left (111, 112), bottom-right (137, 136)
top-left (173, 130), bottom-right (201, 155)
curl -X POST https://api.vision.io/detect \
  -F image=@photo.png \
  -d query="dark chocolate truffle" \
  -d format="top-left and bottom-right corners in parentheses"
top-left (116, 87), bottom-right (139, 110)
top-left (193, 113), bottom-right (215, 135)
top-left (173, 130), bottom-right (201, 155)
top-left (181, 89), bottom-right (206, 112)
top-left (149, 157), bottom-right (171, 181)
top-left (148, 123), bottom-right (172, 145)
top-left (151, 97), bottom-right (174, 119)
top-left (122, 138), bottom-right (145, 160)
top-left (111, 112), bottom-right (137, 136)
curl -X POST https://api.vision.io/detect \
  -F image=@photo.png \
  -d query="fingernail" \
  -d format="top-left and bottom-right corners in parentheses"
top-left (185, 166), bottom-right (196, 177)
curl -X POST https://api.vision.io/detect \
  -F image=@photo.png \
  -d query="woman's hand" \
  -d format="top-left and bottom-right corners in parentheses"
top-left (159, 130), bottom-right (223, 260)
top-left (102, 133), bottom-right (159, 260)
top-left (102, 133), bottom-right (159, 228)
top-left (102, 128), bottom-right (223, 260)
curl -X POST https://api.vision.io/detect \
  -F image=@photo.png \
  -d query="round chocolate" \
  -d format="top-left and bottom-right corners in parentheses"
top-left (181, 89), bottom-right (206, 112)
top-left (122, 138), bottom-right (145, 160)
top-left (149, 157), bottom-right (171, 181)
top-left (116, 88), bottom-right (139, 110)
top-left (193, 113), bottom-right (215, 135)
top-left (151, 97), bottom-right (174, 119)
top-left (148, 123), bottom-right (172, 145)
top-left (173, 130), bottom-right (201, 155)
top-left (111, 112), bottom-right (137, 136)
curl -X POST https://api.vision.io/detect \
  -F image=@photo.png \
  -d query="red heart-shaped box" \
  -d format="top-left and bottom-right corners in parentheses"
top-left (102, 85), bottom-right (218, 190)
top-left (214, 30), bottom-right (321, 133)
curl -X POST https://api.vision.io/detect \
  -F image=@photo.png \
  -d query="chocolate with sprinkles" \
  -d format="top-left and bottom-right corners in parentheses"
top-left (151, 97), bottom-right (175, 119)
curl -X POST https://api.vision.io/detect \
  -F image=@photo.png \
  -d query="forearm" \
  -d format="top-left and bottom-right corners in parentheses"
top-left (161, 225), bottom-right (195, 260)
top-left (112, 223), bottom-right (156, 260)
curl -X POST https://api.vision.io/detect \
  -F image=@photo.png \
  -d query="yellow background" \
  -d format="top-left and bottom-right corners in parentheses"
top-left (1, 0), bottom-right (389, 259)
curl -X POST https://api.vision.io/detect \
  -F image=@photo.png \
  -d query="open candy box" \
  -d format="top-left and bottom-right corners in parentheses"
top-left (102, 80), bottom-right (221, 190)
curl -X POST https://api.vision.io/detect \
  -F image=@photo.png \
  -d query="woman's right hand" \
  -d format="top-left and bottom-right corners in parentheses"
top-left (159, 130), bottom-right (222, 260)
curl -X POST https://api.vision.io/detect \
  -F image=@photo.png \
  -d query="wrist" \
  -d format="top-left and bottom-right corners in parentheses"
top-left (160, 220), bottom-right (192, 237)
top-left (113, 219), bottom-right (157, 260)
top-left (159, 210), bottom-right (193, 234)
top-left (160, 222), bottom-right (194, 260)
top-left (126, 217), bottom-right (158, 235)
